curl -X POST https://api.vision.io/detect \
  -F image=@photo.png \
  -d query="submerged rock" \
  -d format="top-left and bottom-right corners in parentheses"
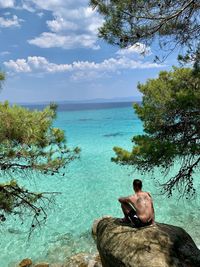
top-left (18, 258), bottom-right (32, 267)
top-left (64, 252), bottom-right (102, 267)
top-left (34, 263), bottom-right (49, 267)
top-left (48, 264), bottom-right (63, 267)
top-left (94, 217), bottom-right (200, 267)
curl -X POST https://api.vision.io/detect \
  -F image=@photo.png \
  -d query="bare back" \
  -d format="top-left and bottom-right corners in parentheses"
top-left (128, 192), bottom-right (155, 223)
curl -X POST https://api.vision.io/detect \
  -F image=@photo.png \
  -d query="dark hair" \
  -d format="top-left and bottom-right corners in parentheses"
top-left (133, 179), bottom-right (142, 190)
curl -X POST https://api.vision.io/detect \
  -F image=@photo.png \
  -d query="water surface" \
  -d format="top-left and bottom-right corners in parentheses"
top-left (1, 102), bottom-right (200, 266)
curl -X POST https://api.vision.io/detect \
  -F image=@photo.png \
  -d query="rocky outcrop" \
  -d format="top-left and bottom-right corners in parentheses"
top-left (64, 252), bottom-right (102, 267)
top-left (94, 217), bottom-right (200, 267)
top-left (92, 216), bottom-right (112, 240)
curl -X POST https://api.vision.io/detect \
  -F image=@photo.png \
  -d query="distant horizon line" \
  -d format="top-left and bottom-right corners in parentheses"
top-left (9, 96), bottom-right (142, 105)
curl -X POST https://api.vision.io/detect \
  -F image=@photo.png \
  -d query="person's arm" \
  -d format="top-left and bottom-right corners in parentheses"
top-left (118, 196), bottom-right (131, 204)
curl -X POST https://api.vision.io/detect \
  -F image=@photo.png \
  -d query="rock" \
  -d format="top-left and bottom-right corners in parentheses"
top-left (93, 254), bottom-right (102, 267)
top-left (18, 258), bottom-right (32, 267)
top-left (34, 263), bottom-right (49, 267)
top-left (95, 217), bottom-right (200, 267)
top-left (92, 216), bottom-right (111, 239)
top-left (49, 264), bottom-right (64, 267)
top-left (64, 252), bottom-right (102, 267)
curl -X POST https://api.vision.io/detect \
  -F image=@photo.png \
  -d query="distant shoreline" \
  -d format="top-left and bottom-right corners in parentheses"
top-left (21, 101), bottom-right (141, 112)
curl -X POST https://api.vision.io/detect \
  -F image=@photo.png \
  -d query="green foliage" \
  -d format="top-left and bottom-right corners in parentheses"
top-left (0, 91), bottom-right (80, 229)
top-left (91, 1), bottom-right (200, 197)
top-left (178, 45), bottom-right (200, 75)
top-left (191, 45), bottom-right (200, 75)
top-left (112, 67), bottom-right (200, 198)
top-left (0, 101), bottom-right (80, 174)
top-left (90, 0), bottom-right (200, 59)
top-left (0, 71), bottom-right (5, 89)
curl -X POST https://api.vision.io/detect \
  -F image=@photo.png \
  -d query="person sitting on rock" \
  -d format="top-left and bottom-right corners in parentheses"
top-left (118, 179), bottom-right (155, 227)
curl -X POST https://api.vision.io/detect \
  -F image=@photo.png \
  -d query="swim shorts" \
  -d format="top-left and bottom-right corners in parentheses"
top-left (127, 209), bottom-right (152, 228)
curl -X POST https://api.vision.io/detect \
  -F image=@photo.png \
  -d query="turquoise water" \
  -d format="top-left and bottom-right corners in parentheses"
top-left (1, 104), bottom-right (200, 266)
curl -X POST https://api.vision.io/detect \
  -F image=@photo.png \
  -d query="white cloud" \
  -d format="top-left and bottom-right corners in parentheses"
top-left (4, 59), bottom-right (31, 72)
top-left (0, 15), bottom-right (23, 28)
top-left (22, 0), bottom-right (90, 12)
top-left (46, 17), bottom-right (78, 32)
top-left (0, 51), bottom-right (10, 56)
top-left (0, 1), bottom-right (103, 50)
top-left (23, 0), bottom-right (74, 11)
top-left (37, 12), bottom-right (44, 18)
top-left (0, 0), bottom-right (15, 8)
top-left (4, 56), bottom-right (72, 73)
top-left (4, 54), bottom-right (163, 80)
top-left (28, 32), bottom-right (100, 50)
top-left (117, 43), bottom-right (152, 56)
top-left (4, 12), bottom-right (11, 16)
top-left (14, 1), bottom-right (104, 50)
top-left (18, 3), bottom-right (35, 12)
top-left (28, 56), bottom-right (72, 72)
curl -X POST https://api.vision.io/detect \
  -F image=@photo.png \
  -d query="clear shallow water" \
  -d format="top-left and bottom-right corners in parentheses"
top-left (1, 103), bottom-right (200, 266)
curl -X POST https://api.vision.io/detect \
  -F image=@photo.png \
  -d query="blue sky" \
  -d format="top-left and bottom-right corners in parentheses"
top-left (0, 0), bottom-right (177, 103)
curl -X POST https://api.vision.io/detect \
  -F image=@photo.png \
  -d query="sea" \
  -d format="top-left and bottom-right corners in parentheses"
top-left (1, 102), bottom-right (200, 267)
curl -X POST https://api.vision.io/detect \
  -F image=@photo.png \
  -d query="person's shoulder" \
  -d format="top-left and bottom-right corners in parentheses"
top-left (144, 191), bottom-right (152, 197)
top-left (129, 194), bottom-right (136, 201)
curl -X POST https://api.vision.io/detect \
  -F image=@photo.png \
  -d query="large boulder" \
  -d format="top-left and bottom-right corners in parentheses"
top-left (94, 217), bottom-right (200, 267)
